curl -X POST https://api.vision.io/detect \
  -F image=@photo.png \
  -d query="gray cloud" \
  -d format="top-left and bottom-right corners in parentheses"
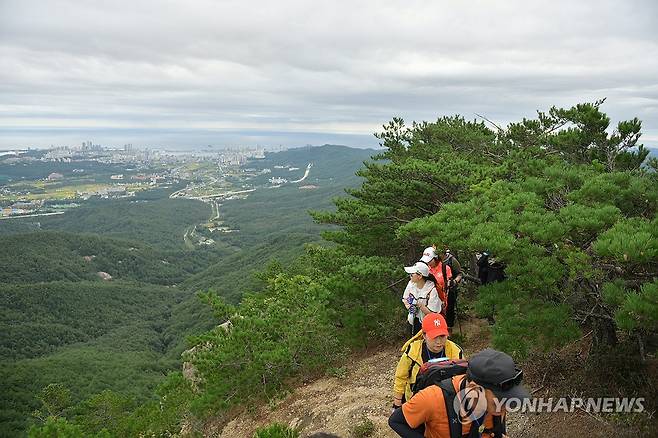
top-left (1, 0), bottom-right (657, 149)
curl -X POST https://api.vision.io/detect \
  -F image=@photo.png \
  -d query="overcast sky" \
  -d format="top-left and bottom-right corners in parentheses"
top-left (1, 0), bottom-right (657, 150)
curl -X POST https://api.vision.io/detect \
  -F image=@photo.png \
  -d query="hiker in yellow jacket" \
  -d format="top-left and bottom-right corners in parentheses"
top-left (392, 313), bottom-right (464, 409)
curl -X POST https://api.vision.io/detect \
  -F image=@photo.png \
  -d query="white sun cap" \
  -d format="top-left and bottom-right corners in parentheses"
top-left (420, 246), bottom-right (438, 263)
top-left (404, 262), bottom-right (430, 277)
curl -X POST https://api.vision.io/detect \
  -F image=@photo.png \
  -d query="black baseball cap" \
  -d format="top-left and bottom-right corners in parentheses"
top-left (467, 349), bottom-right (531, 401)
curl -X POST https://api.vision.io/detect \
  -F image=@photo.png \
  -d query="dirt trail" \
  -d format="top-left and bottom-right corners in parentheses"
top-left (209, 319), bottom-right (492, 437)
top-left (213, 346), bottom-right (399, 437)
top-left (206, 318), bottom-right (642, 438)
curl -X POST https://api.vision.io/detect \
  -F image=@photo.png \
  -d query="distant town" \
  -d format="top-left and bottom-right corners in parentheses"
top-left (0, 142), bottom-right (316, 243)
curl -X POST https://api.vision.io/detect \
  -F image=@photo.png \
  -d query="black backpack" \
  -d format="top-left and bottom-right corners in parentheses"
top-left (410, 358), bottom-right (468, 393)
top-left (477, 252), bottom-right (506, 285)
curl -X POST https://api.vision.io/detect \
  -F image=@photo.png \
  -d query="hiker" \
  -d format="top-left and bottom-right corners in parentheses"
top-left (420, 246), bottom-right (452, 314)
top-left (392, 313), bottom-right (463, 411)
top-left (389, 348), bottom-right (530, 438)
top-left (442, 249), bottom-right (463, 334)
top-left (402, 262), bottom-right (442, 334)
top-left (477, 251), bottom-right (506, 285)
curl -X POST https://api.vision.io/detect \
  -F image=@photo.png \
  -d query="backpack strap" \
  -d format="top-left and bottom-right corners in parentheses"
top-left (441, 261), bottom-right (448, 288)
top-left (438, 262), bottom-right (449, 313)
top-left (440, 378), bottom-right (494, 438)
top-left (437, 378), bottom-right (462, 438)
top-left (482, 415), bottom-right (506, 438)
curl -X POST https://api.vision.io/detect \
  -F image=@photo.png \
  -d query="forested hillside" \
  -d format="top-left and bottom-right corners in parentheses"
top-left (0, 232), bottom-right (225, 285)
top-left (244, 144), bottom-right (371, 185)
top-left (0, 280), bottom-right (192, 435)
top-left (182, 145), bottom-right (373, 302)
top-left (0, 145), bottom-right (375, 436)
top-left (37, 197), bottom-right (214, 251)
top-left (182, 184), bottom-right (347, 301)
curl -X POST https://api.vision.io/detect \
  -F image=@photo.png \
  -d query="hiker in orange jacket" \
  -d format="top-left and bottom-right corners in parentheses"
top-left (389, 349), bottom-right (530, 438)
top-left (420, 246), bottom-right (451, 313)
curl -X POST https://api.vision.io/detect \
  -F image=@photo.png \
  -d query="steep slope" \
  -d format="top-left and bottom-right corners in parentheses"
top-left (212, 318), bottom-right (491, 436)
top-left (0, 280), bottom-right (207, 435)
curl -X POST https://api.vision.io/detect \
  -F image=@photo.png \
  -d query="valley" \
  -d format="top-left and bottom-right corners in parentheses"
top-left (0, 144), bottom-right (375, 436)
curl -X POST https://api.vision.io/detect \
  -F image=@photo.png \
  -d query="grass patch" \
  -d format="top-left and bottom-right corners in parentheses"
top-left (254, 423), bottom-right (299, 438)
top-left (350, 416), bottom-right (375, 438)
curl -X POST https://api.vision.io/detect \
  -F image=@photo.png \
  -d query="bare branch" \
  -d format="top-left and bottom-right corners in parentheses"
top-left (474, 113), bottom-right (504, 132)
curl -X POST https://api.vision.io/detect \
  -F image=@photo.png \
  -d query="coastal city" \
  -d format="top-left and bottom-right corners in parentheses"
top-left (0, 143), bottom-right (313, 220)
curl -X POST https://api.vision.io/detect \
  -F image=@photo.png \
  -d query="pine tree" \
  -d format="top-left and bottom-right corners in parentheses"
top-left (317, 101), bottom-right (657, 357)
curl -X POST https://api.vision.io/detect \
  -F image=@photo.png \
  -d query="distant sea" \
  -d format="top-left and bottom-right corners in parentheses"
top-left (1, 141), bottom-right (655, 157)
top-left (0, 128), bottom-right (380, 151)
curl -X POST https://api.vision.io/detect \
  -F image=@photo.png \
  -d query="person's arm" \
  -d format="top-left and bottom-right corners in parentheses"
top-left (388, 408), bottom-right (424, 438)
top-left (399, 387), bottom-right (434, 429)
top-left (452, 259), bottom-right (463, 284)
top-left (392, 354), bottom-right (412, 406)
top-left (425, 285), bottom-right (442, 314)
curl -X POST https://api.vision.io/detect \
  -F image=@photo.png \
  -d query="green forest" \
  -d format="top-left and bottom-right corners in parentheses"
top-left (0, 145), bottom-right (374, 436)
top-left (3, 103), bottom-right (658, 437)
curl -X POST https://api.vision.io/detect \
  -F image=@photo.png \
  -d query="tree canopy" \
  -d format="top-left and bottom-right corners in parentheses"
top-left (315, 100), bottom-right (657, 357)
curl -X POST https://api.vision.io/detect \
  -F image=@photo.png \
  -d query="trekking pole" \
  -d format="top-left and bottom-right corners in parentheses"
top-left (383, 277), bottom-right (409, 294)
